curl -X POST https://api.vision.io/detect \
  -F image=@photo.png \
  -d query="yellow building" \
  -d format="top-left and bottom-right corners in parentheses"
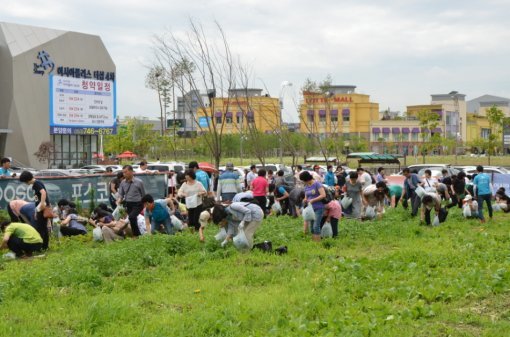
top-left (298, 85), bottom-right (379, 140)
top-left (196, 89), bottom-right (280, 134)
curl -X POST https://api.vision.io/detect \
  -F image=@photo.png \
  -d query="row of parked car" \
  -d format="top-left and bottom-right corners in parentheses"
top-left (392, 164), bottom-right (509, 180)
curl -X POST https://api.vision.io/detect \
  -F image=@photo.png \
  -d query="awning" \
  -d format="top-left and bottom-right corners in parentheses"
top-left (382, 127), bottom-right (390, 134)
top-left (437, 111), bottom-right (443, 117)
top-left (372, 127), bottom-right (380, 133)
top-left (225, 111), bottom-right (233, 118)
top-left (411, 127), bottom-right (420, 133)
top-left (392, 127), bottom-right (400, 134)
top-left (330, 109), bottom-right (338, 116)
top-left (432, 127), bottom-right (442, 133)
top-left (318, 110), bottom-right (326, 117)
top-left (306, 110), bottom-right (314, 116)
top-left (402, 127), bottom-right (410, 134)
top-left (342, 108), bottom-right (350, 116)
top-left (214, 111), bottom-right (222, 117)
top-left (247, 111), bottom-right (254, 117)
top-left (236, 111), bottom-right (243, 117)
top-left (421, 127), bottom-right (429, 132)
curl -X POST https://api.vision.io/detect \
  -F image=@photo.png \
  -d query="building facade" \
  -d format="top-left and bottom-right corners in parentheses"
top-left (196, 88), bottom-right (281, 134)
top-left (369, 93), bottom-right (466, 155)
top-left (298, 85), bottom-right (379, 142)
top-left (0, 22), bottom-right (115, 169)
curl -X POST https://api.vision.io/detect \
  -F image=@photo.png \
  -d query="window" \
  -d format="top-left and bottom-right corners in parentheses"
top-left (411, 133), bottom-right (418, 141)
top-left (247, 115), bottom-right (255, 123)
top-left (331, 116), bottom-right (338, 122)
top-left (308, 115), bottom-right (314, 123)
top-left (216, 116), bottom-right (222, 124)
top-left (383, 133), bottom-right (389, 141)
top-left (373, 132), bottom-right (380, 140)
top-left (343, 115), bottom-right (350, 122)
top-left (481, 128), bottom-right (491, 139)
top-left (226, 117), bottom-right (232, 124)
top-left (236, 116), bottom-right (243, 124)
top-left (319, 116), bottom-right (326, 124)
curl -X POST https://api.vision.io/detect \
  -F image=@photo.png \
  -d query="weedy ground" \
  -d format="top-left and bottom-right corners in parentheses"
top-left (0, 207), bottom-right (509, 337)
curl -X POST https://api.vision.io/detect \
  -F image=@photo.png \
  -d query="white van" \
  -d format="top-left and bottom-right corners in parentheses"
top-left (147, 162), bottom-right (187, 173)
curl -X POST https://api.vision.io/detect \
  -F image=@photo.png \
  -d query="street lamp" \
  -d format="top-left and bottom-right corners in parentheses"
top-left (279, 81), bottom-right (293, 164)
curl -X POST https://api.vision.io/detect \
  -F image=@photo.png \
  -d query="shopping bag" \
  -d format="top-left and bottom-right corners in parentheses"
top-left (92, 227), bottom-right (103, 241)
top-left (462, 205), bottom-right (471, 218)
top-left (341, 197), bottom-right (353, 209)
top-left (432, 215), bottom-right (440, 226)
top-left (321, 221), bottom-right (333, 238)
top-left (365, 206), bottom-right (376, 219)
top-left (415, 186), bottom-right (426, 199)
top-left (233, 228), bottom-right (250, 251)
top-left (171, 215), bottom-right (183, 231)
top-left (302, 204), bottom-right (315, 221)
top-left (272, 201), bottom-right (282, 214)
top-left (112, 206), bottom-right (125, 221)
top-left (214, 228), bottom-right (227, 242)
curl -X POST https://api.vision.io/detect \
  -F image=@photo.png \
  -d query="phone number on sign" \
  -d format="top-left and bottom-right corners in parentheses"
top-left (79, 128), bottom-right (115, 135)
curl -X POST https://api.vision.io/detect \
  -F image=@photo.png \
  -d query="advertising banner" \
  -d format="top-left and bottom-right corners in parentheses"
top-left (50, 75), bottom-right (117, 135)
top-left (0, 174), bottom-right (167, 210)
top-left (492, 174), bottom-right (510, 196)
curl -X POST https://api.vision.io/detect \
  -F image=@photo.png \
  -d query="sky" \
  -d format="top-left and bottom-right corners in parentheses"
top-left (3, 0), bottom-right (510, 122)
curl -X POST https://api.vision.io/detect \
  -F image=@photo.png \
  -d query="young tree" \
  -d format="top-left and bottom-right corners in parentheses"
top-left (145, 66), bottom-right (171, 136)
top-left (417, 109), bottom-right (441, 163)
top-left (485, 105), bottom-right (505, 165)
top-left (34, 141), bottom-right (55, 169)
top-left (152, 19), bottom-right (238, 168)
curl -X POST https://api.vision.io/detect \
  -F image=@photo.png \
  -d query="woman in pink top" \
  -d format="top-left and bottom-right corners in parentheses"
top-left (251, 169), bottom-right (269, 215)
top-left (323, 200), bottom-right (342, 238)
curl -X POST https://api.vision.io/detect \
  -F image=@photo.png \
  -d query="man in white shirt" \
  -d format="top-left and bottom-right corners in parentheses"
top-left (246, 165), bottom-right (257, 189)
top-left (357, 167), bottom-right (373, 189)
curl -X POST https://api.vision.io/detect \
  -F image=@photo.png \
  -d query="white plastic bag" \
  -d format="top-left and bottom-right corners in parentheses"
top-left (171, 215), bottom-right (183, 231)
top-left (92, 227), bottom-right (103, 241)
top-left (415, 186), bottom-right (426, 199)
top-left (341, 197), bottom-right (353, 209)
top-left (321, 222), bottom-right (333, 238)
top-left (462, 205), bottom-right (471, 218)
top-left (432, 215), bottom-right (440, 226)
top-left (365, 206), bottom-right (376, 219)
top-left (271, 201), bottom-right (282, 214)
top-left (302, 204), bottom-right (315, 221)
top-left (112, 206), bottom-right (124, 221)
top-left (233, 228), bottom-right (250, 251)
top-left (185, 194), bottom-right (199, 209)
top-left (214, 228), bottom-right (227, 242)
top-left (137, 214), bottom-right (147, 235)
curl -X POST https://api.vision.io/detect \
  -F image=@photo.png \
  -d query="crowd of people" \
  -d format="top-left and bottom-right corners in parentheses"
top-left (1, 157), bottom-right (509, 259)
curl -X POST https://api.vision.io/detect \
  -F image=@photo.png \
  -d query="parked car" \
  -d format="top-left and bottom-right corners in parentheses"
top-left (34, 169), bottom-right (81, 177)
top-left (455, 165), bottom-right (509, 176)
top-left (416, 167), bottom-right (459, 180)
top-left (393, 164), bottom-right (455, 176)
top-left (147, 162), bottom-right (187, 173)
top-left (80, 165), bottom-right (106, 173)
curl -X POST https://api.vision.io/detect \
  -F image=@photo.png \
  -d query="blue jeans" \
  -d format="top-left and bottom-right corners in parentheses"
top-left (151, 217), bottom-right (174, 235)
top-left (477, 194), bottom-right (493, 221)
top-left (310, 207), bottom-right (324, 235)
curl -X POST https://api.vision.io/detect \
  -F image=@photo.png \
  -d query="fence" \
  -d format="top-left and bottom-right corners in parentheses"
top-left (0, 173), bottom-right (167, 210)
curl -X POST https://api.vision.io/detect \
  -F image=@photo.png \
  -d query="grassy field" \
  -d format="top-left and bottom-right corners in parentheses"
top-left (0, 206), bottom-right (509, 336)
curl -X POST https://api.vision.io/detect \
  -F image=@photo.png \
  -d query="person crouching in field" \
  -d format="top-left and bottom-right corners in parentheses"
top-left (362, 182), bottom-right (389, 220)
top-left (1, 220), bottom-right (43, 258)
top-left (211, 202), bottom-right (264, 250)
top-left (421, 192), bottom-right (448, 226)
top-left (142, 194), bottom-right (176, 235)
top-left (322, 198), bottom-right (341, 238)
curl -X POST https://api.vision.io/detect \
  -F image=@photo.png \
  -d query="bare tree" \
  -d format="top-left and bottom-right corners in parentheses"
top-left (145, 66), bottom-right (171, 136)
top-left (152, 19), bottom-right (240, 168)
top-left (34, 141), bottom-right (55, 169)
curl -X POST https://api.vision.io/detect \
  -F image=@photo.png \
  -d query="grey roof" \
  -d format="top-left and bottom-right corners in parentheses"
top-left (0, 22), bottom-right (67, 57)
top-left (467, 94), bottom-right (510, 113)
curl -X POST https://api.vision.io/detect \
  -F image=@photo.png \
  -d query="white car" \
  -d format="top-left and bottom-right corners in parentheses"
top-left (147, 162), bottom-right (187, 173)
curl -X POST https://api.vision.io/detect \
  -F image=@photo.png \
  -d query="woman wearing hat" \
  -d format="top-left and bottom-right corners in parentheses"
top-left (462, 194), bottom-right (479, 218)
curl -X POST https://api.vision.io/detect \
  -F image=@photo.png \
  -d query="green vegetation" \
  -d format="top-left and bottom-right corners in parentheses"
top-left (0, 207), bottom-right (509, 336)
